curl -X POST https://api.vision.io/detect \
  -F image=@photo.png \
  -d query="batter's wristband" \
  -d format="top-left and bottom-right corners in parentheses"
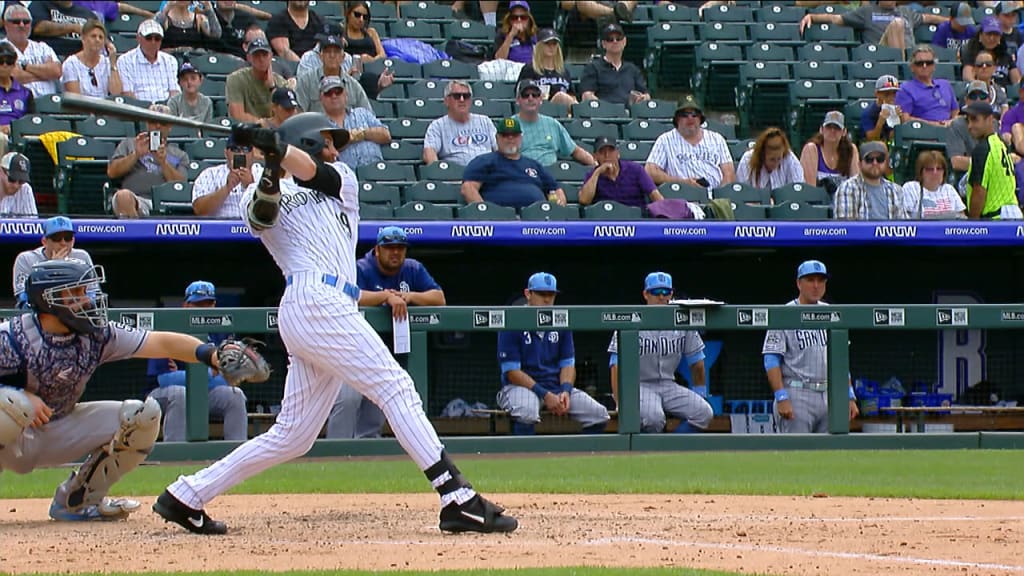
top-left (531, 384), bottom-right (548, 399)
top-left (773, 389), bottom-right (790, 402)
top-left (849, 385), bottom-right (856, 400)
top-left (196, 343), bottom-right (216, 368)
top-left (559, 382), bottom-right (573, 395)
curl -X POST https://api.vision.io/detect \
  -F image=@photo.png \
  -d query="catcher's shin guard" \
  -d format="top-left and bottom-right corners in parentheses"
top-left (50, 398), bottom-right (160, 520)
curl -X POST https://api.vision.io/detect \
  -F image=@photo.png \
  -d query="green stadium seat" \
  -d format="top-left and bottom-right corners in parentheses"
top-left (583, 200), bottom-right (642, 220)
top-left (152, 181), bottom-right (194, 215)
top-left (628, 99), bottom-right (676, 121)
top-left (471, 80), bottom-right (516, 102)
top-left (730, 203), bottom-right (768, 221)
top-left (769, 201), bottom-right (832, 220)
top-left (539, 101), bottom-right (569, 119)
top-left (109, 94), bottom-right (152, 109)
top-left (54, 136), bottom-right (116, 215)
top-left (810, 4), bottom-right (854, 15)
top-left (407, 79), bottom-right (447, 100)
top-left (738, 61), bottom-right (792, 133)
top-left (845, 99), bottom-right (874, 139)
top-left (397, 98), bottom-right (447, 119)
top-left (749, 22), bottom-right (803, 46)
top-left (703, 119), bottom-right (735, 140)
top-left (793, 61), bottom-right (843, 81)
top-left (546, 161), bottom-right (590, 184)
top-left (386, 118), bottom-right (430, 141)
top-left (644, 22), bottom-right (699, 94)
top-left (698, 21), bottom-right (749, 44)
top-left (471, 98), bottom-right (512, 119)
top-left (755, 5), bottom-right (806, 23)
top-left (369, 1), bottom-right (397, 21)
top-left (729, 139), bottom-right (755, 162)
top-left (563, 119), bottom-right (618, 142)
top-left (404, 181), bottom-right (462, 205)
top-left (419, 160), bottom-right (466, 182)
top-left (790, 80), bottom-right (845, 147)
top-left (357, 162), bottom-right (417, 187)
top-left (110, 34), bottom-right (135, 54)
top-left (618, 141), bottom-right (653, 162)
top-left (360, 203), bottom-right (395, 220)
top-left (702, 3), bottom-right (753, 23)
top-left (622, 120), bottom-right (671, 142)
top-left (198, 78), bottom-right (226, 98)
top-left (803, 23), bottom-right (857, 46)
top-left (932, 46), bottom-right (958, 65)
top-left (848, 61), bottom-right (901, 82)
top-left (798, 43), bottom-right (849, 64)
top-left (892, 121), bottom-right (949, 182)
top-left (658, 182), bottom-right (708, 203)
top-left (381, 140), bottom-right (422, 164)
top-left (840, 80), bottom-right (877, 102)
top-left (184, 160), bottom-right (203, 181)
top-left (973, 6), bottom-right (997, 23)
top-left (915, 23), bottom-right (937, 44)
top-left (457, 202), bottom-right (517, 220)
top-left (364, 58), bottom-right (423, 83)
top-left (693, 43), bottom-right (744, 111)
top-left (11, 115), bottom-right (72, 140)
top-left (400, 2), bottom-right (454, 21)
top-left (712, 183), bottom-right (770, 206)
top-left (391, 20), bottom-right (442, 44)
top-left (307, 0), bottom-right (342, 18)
top-left (108, 13), bottom-right (147, 35)
top-left (772, 183), bottom-right (831, 206)
top-left (652, 2), bottom-right (694, 22)
top-left (423, 58), bottom-right (479, 81)
top-left (745, 43), bottom-right (796, 63)
top-left (561, 182), bottom-right (579, 203)
top-left (371, 100), bottom-right (395, 120)
top-left (571, 100), bottom-right (628, 123)
top-left (185, 138), bottom-right (226, 161)
top-left (358, 182), bottom-right (401, 207)
top-left (75, 116), bottom-right (133, 143)
top-left (191, 53), bottom-right (246, 77)
top-left (853, 44), bottom-right (905, 64)
top-left (520, 200), bottom-right (580, 221)
top-left (376, 83), bottom-right (407, 103)
top-left (446, 19), bottom-right (494, 43)
top-left (394, 201), bottom-right (454, 220)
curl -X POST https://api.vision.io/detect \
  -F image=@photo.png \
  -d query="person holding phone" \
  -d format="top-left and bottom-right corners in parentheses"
top-left (191, 133), bottom-right (255, 219)
top-left (107, 104), bottom-right (189, 219)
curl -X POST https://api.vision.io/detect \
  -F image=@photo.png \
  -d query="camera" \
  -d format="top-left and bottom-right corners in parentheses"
top-left (232, 154), bottom-right (247, 169)
top-left (148, 130), bottom-right (161, 152)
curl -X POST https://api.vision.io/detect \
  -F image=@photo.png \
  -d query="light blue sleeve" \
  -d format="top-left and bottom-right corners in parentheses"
top-left (764, 354), bottom-right (782, 371)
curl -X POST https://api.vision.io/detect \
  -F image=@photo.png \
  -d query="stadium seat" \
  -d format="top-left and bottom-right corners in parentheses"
top-left (168, 124), bottom-right (201, 144)
top-left (385, 118), bottom-right (430, 141)
top-left (152, 182), bottom-right (194, 215)
top-left (852, 44), bottom-right (904, 65)
top-left (11, 115), bottom-right (72, 140)
top-left (391, 20), bottom-right (443, 45)
top-left (915, 24), bottom-right (937, 45)
top-left (892, 122), bottom-right (949, 182)
top-left (745, 43), bottom-right (795, 63)
top-left (769, 201), bottom-right (831, 220)
top-left (712, 183), bottom-right (770, 206)
top-left (698, 21), bottom-right (749, 44)
top-left (571, 100), bottom-right (628, 123)
top-left (772, 183), bottom-right (831, 206)
top-left (844, 99), bottom-right (874, 138)
top-left (420, 160), bottom-right (466, 182)
top-left (848, 61), bottom-right (901, 82)
top-left (702, 118), bottom-right (735, 140)
top-left (738, 61), bottom-right (792, 133)
top-left (561, 182), bottom-right (579, 204)
top-left (198, 78), bottom-right (226, 98)
top-left (471, 98), bottom-right (512, 119)
top-left (404, 181), bottom-right (462, 205)
top-left (371, 100), bottom-right (395, 120)
top-left (693, 43), bottom-right (744, 110)
top-left (357, 162), bottom-right (417, 186)
top-left (840, 80), bottom-right (877, 102)
top-left (520, 200), bottom-right (580, 220)
top-left (33, 94), bottom-right (67, 116)
top-left (397, 98), bottom-right (447, 119)
top-left (618, 141), bottom-right (653, 162)
top-left (446, 19), bottom-right (493, 43)
top-left (538, 101), bottom-right (569, 120)
top-left (184, 160), bottom-right (204, 181)
top-left (110, 34), bottom-right (134, 54)
top-left (749, 22), bottom-right (802, 46)
top-left (400, 2), bottom-right (454, 21)
top-left (628, 99), bottom-right (676, 121)
top-left (369, 0), bottom-right (397, 21)
top-left (108, 13), bottom-right (147, 35)
top-left (381, 140), bottom-right (422, 164)
top-left (191, 53), bottom-right (246, 77)
top-left (546, 161), bottom-right (590, 185)
top-left (109, 94), bottom-right (151, 109)
top-left (359, 182), bottom-right (401, 207)
top-left (376, 83), bottom-right (407, 103)
top-left (54, 136), bottom-right (116, 215)
top-left (729, 140), bottom-right (755, 162)
top-left (563, 119), bottom-right (618, 142)
top-left (793, 61), bottom-right (843, 81)
top-left (652, 2), bottom-right (694, 22)
top-left (755, 5), bottom-right (806, 24)
top-left (803, 23), bottom-right (857, 46)
top-left (185, 138), bottom-right (226, 161)
top-left (658, 182), bottom-right (709, 203)
top-left (75, 116), bottom-right (133, 143)
top-left (457, 201), bottom-right (517, 220)
top-left (702, 3), bottom-right (753, 23)
top-left (622, 120), bottom-right (671, 142)
top-left (307, 0), bottom-right (342, 18)
top-left (364, 58), bottom-right (423, 83)
top-left (471, 80), bottom-right (516, 102)
top-left (645, 22), bottom-right (699, 93)
top-left (394, 201), bottom-right (454, 220)
top-left (789, 80), bottom-right (845, 147)
top-left (422, 58), bottom-right (479, 81)
top-left (797, 43), bottom-right (849, 65)
top-left (730, 203), bottom-right (768, 221)
top-left (407, 79), bottom-right (447, 101)
top-left (583, 200), bottom-right (642, 220)
top-left (359, 203), bottom-right (395, 220)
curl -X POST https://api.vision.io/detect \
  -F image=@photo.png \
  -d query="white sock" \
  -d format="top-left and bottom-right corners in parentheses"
top-left (483, 12), bottom-right (496, 26)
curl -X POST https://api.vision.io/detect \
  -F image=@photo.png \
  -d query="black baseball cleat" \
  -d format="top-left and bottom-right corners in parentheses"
top-left (153, 490), bottom-right (228, 535)
top-left (439, 494), bottom-right (518, 534)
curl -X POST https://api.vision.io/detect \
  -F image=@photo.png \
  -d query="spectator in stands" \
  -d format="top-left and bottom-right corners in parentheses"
top-left (579, 136), bottom-right (660, 207)
top-left (897, 45), bottom-right (959, 127)
top-left (962, 17), bottom-right (1021, 88)
top-left (244, 27), bottom-right (296, 82)
top-left (800, 111), bottom-right (859, 196)
top-left (645, 95), bottom-right (735, 188)
top-left (268, 0), bottom-right (325, 63)
top-left (146, 281), bottom-right (248, 443)
top-left (862, 75), bottom-right (902, 143)
top-left (901, 150), bottom-right (966, 219)
top-left (964, 100), bottom-right (1023, 219)
top-left (226, 37), bottom-right (288, 125)
top-left (559, 1), bottom-right (638, 27)
top-left (167, 62), bottom-right (213, 124)
top-left (1, 4), bottom-right (60, 98)
top-left (62, 19), bottom-right (122, 98)
top-left (736, 127), bottom-right (804, 191)
top-left (342, 1), bottom-right (385, 63)
top-left (294, 33), bottom-right (371, 114)
top-left (449, 0), bottom-right (499, 27)
top-left (154, 0), bottom-right (221, 54)
top-left (951, 86), bottom-right (995, 175)
top-left (497, 272), bottom-right (610, 436)
top-left (514, 79), bottom-right (595, 167)
top-left (517, 28), bottom-right (577, 107)
top-left (971, 57), bottom-right (1009, 117)
top-left (108, 104), bottom-right (189, 219)
top-left (326, 226), bottom-right (446, 440)
top-left (997, 1), bottom-right (1023, 57)
top-left (799, 1), bottom-right (943, 51)
top-left (423, 80), bottom-right (497, 166)
top-left (0, 151), bottom-right (35, 217)
top-left (208, 0), bottom-right (259, 58)
top-left (0, 42), bottom-right (33, 157)
top-left (28, 0), bottom-right (96, 58)
top-left (319, 76), bottom-right (390, 169)
top-left (1001, 84), bottom-right (1024, 155)
top-left (931, 2), bottom-right (976, 52)
top-left (579, 23), bottom-right (649, 105)
top-left (495, 1), bottom-right (537, 65)
top-left (12, 216), bottom-right (94, 309)
top-left (297, 24), bottom-right (355, 78)
top-left (268, 87), bottom-right (300, 127)
top-left (116, 19), bottom-right (179, 103)
top-left (191, 134), bottom-right (254, 219)
top-left (833, 141), bottom-right (910, 220)
top-left (76, 1), bottom-right (155, 22)
top-left (462, 117), bottom-right (566, 208)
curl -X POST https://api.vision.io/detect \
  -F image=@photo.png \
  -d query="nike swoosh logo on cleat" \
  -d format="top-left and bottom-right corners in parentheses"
top-left (460, 511), bottom-right (486, 524)
top-left (188, 515), bottom-right (204, 528)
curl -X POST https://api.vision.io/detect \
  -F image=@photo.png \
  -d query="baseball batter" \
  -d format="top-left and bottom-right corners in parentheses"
top-left (762, 260), bottom-right (858, 433)
top-left (0, 259), bottom-right (228, 521)
top-left (607, 272), bottom-right (713, 433)
top-left (12, 216), bottom-right (94, 308)
top-left (154, 113), bottom-right (517, 535)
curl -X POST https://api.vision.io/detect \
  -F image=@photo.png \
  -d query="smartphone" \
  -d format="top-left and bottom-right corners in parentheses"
top-left (232, 153), bottom-right (246, 169)
top-left (695, 177), bottom-right (710, 187)
top-left (148, 130), bottom-right (161, 152)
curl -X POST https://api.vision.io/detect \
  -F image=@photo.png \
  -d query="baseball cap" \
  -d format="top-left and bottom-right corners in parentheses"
top-left (675, 93), bottom-right (703, 116)
top-left (797, 260), bottom-right (828, 279)
top-left (982, 16), bottom-right (1002, 34)
top-left (601, 22), bottom-right (624, 40)
top-left (527, 272), bottom-right (559, 293)
top-left (999, 1), bottom-right (1022, 16)
top-left (509, 0), bottom-right (531, 12)
top-left (0, 43), bottom-right (16, 59)
top-left (537, 28), bottom-right (560, 44)
top-left (247, 37), bottom-right (272, 55)
top-left (966, 80), bottom-right (989, 96)
top-left (1, 152), bottom-right (29, 182)
top-left (272, 87), bottom-right (299, 109)
top-left (184, 280), bottom-right (217, 303)
top-left (517, 79), bottom-right (541, 97)
top-left (177, 61), bottom-right (200, 79)
top-left (496, 116), bottom-right (522, 134)
top-left (43, 216), bottom-right (73, 238)
top-left (859, 140), bottom-right (888, 160)
top-left (320, 75), bottom-right (344, 94)
top-left (964, 100), bottom-right (995, 116)
top-left (644, 272), bottom-right (672, 292)
top-left (376, 226), bottom-right (408, 246)
top-left (137, 19), bottom-right (163, 37)
top-left (318, 34), bottom-right (344, 49)
top-left (954, 2), bottom-right (976, 26)
top-left (593, 136), bottom-right (617, 152)
top-left (874, 74), bottom-right (899, 92)
top-left (822, 110), bottom-right (845, 128)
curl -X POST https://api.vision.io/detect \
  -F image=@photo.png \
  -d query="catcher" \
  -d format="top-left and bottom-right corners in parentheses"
top-left (0, 259), bottom-right (270, 521)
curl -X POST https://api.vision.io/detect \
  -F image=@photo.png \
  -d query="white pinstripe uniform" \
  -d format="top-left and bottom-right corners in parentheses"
top-left (4, 39), bottom-right (59, 97)
top-left (645, 127), bottom-right (732, 188)
top-left (166, 160), bottom-right (446, 510)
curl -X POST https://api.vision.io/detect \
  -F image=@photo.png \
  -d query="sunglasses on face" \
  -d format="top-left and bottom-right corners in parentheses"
top-left (379, 234), bottom-right (406, 244)
top-left (913, 60), bottom-right (935, 67)
top-left (863, 154), bottom-right (887, 164)
top-left (678, 110), bottom-right (701, 118)
top-left (7, 19), bottom-right (30, 25)
top-left (520, 90), bottom-right (542, 99)
top-left (47, 232), bottom-right (74, 242)
top-left (323, 88), bottom-right (344, 97)
top-left (227, 145), bottom-right (252, 153)
top-left (144, 34), bottom-right (162, 42)
top-left (447, 92), bottom-right (471, 100)
top-left (351, 11), bottom-right (369, 19)
top-left (648, 288), bottom-right (672, 296)
top-left (511, 14), bottom-right (530, 21)
top-left (605, 35), bottom-right (625, 42)
top-left (0, 57), bottom-right (16, 66)
top-left (968, 91), bottom-right (989, 100)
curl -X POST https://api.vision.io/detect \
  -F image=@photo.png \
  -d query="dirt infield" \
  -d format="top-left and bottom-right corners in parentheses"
top-left (2, 494), bottom-right (1022, 575)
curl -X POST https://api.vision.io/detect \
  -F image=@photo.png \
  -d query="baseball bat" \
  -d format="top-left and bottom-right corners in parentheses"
top-left (59, 92), bottom-right (233, 134)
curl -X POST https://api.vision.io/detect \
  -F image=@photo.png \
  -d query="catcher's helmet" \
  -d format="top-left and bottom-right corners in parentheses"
top-left (25, 259), bottom-right (108, 334)
top-left (278, 112), bottom-right (350, 157)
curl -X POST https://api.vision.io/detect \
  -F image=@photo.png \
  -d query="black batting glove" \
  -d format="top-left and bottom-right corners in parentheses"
top-left (230, 122), bottom-right (261, 147)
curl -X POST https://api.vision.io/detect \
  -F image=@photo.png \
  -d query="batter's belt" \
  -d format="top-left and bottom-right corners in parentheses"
top-left (788, 380), bottom-right (827, 392)
top-left (285, 272), bottom-right (361, 301)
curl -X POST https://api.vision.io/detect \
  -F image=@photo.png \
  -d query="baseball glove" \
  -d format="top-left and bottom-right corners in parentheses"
top-left (216, 338), bottom-right (272, 386)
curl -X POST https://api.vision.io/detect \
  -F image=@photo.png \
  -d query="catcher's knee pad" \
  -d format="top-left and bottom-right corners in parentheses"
top-left (54, 398), bottom-right (161, 511)
top-left (0, 387), bottom-right (33, 447)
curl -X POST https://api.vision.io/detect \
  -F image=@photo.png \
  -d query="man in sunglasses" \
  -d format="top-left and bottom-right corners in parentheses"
top-left (964, 100), bottom-right (1023, 219)
top-left (12, 216), bottom-right (94, 309)
top-left (951, 82), bottom-right (1001, 176)
top-left (833, 141), bottom-right (911, 220)
top-left (0, 42), bottom-right (32, 157)
top-left (1, 4), bottom-right (61, 98)
top-left (896, 44), bottom-right (958, 127)
top-left (0, 151), bottom-right (35, 218)
top-left (607, 272), bottom-right (713, 434)
top-left (645, 94), bottom-right (735, 189)
top-left (115, 19), bottom-right (179, 103)
top-left (191, 134), bottom-right (255, 219)
top-left (514, 79), bottom-right (595, 168)
top-left (579, 23), bottom-right (648, 105)
top-left (294, 33), bottom-right (371, 115)
top-left (423, 80), bottom-right (497, 166)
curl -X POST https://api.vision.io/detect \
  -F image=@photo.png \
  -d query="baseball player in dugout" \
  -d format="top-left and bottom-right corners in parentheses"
top-left (12, 216), bottom-right (94, 309)
top-left (154, 112), bottom-right (517, 535)
top-left (607, 272), bottom-right (713, 433)
top-left (762, 261), bottom-right (859, 434)
top-left (326, 225), bottom-right (446, 439)
top-left (0, 259), bottom-right (237, 521)
top-left (497, 273), bottom-right (610, 435)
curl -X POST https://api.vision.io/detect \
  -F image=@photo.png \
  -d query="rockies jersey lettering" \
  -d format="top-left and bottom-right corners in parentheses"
top-left (762, 299), bottom-right (829, 383)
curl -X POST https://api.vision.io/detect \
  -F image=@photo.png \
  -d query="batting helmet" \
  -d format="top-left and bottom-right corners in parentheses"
top-left (277, 112), bottom-right (350, 157)
top-left (25, 259), bottom-right (109, 334)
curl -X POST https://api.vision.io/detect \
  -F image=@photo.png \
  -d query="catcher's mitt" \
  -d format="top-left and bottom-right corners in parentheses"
top-left (216, 338), bottom-right (271, 386)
